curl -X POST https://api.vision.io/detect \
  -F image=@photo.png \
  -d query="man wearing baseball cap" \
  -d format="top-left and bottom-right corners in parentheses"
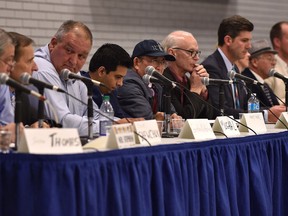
top-left (117, 39), bottom-right (181, 121)
top-left (242, 39), bottom-right (286, 122)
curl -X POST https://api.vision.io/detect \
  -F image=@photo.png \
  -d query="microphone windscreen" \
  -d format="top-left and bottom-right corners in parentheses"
top-left (60, 69), bottom-right (70, 80)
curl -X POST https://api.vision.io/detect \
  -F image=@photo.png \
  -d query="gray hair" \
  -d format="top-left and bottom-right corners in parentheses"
top-left (0, 28), bottom-right (14, 57)
top-left (54, 20), bottom-right (93, 44)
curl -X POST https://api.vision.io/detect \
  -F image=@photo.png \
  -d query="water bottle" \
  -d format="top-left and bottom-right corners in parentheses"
top-left (247, 93), bottom-right (260, 113)
top-left (99, 95), bottom-right (114, 136)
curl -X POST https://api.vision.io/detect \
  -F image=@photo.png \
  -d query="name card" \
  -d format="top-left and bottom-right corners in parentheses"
top-left (18, 128), bottom-right (83, 154)
top-left (213, 116), bottom-right (240, 137)
top-left (239, 113), bottom-right (266, 133)
top-left (179, 119), bottom-right (216, 140)
top-left (275, 112), bottom-right (288, 128)
top-left (106, 123), bottom-right (136, 149)
top-left (133, 120), bottom-right (161, 145)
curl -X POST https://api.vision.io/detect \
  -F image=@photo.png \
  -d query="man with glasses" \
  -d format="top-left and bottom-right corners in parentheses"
top-left (161, 30), bottom-right (214, 119)
top-left (118, 39), bottom-right (181, 120)
top-left (202, 15), bottom-right (254, 119)
top-left (242, 39), bottom-right (286, 122)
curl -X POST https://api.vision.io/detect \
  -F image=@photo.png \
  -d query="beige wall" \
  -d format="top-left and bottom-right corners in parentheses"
top-left (0, 0), bottom-right (287, 70)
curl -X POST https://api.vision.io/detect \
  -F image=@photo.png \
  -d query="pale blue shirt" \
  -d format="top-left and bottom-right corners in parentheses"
top-left (0, 85), bottom-right (14, 125)
top-left (33, 45), bottom-right (100, 136)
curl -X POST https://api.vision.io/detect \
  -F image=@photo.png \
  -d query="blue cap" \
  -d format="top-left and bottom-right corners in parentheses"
top-left (131, 39), bottom-right (175, 61)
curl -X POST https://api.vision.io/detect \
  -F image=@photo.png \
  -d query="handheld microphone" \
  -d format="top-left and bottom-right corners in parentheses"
top-left (201, 77), bottom-right (233, 85)
top-left (142, 74), bottom-right (163, 85)
top-left (60, 69), bottom-right (103, 87)
top-left (145, 66), bottom-right (177, 88)
top-left (228, 70), bottom-right (261, 85)
top-left (0, 73), bottom-right (46, 101)
top-left (269, 69), bottom-right (288, 82)
top-left (20, 72), bottom-right (66, 93)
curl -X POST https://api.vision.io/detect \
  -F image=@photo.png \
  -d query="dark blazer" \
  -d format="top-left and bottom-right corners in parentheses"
top-left (242, 68), bottom-right (279, 108)
top-left (163, 68), bottom-right (214, 119)
top-left (201, 50), bottom-right (248, 119)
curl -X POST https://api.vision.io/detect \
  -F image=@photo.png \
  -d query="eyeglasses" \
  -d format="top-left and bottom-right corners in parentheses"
top-left (141, 57), bottom-right (167, 67)
top-left (0, 58), bottom-right (15, 67)
top-left (259, 56), bottom-right (276, 63)
top-left (172, 47), bottom-right (201, 58)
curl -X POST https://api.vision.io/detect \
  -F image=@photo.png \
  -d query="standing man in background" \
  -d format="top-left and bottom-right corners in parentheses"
top-left (161, 30), bottom-right (213, 119)
top-left (202, 15), bottom-right (254, 119)
top-left (265, 21), bottom-right (288, 104)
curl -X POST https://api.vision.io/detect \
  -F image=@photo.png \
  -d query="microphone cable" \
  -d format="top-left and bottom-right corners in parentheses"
top-left (237, 81), bottom-right (288, 130)
top-left (173, 80), bottom-right (258, 135)
top-left (59, 90), bottom-right (152, 146)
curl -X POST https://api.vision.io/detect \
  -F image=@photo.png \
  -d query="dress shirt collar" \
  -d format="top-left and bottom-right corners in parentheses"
top-left (250, 69), bottom-right (265, 84)
top-left (218, 48), bottom-right (234, 72)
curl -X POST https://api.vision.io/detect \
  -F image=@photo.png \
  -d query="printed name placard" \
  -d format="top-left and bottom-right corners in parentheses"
top-left (275, 112), bottom-right (288, 128)
top-left (179, 119), bottom-right (216, 140)
top-left (106, 123), bottom-right (136, 149)
top-left (18, 128), bottom-right (83, 154)
top-left (133, 120), bottom-right (161, 145)
top-left (239, 113), bottom-right (266, 133)
top-left (213, 116), bottom-right (240, 137)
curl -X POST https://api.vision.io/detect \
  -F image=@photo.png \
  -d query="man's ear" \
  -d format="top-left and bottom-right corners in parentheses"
top-left (48, 37), bottom-right (58, 50)
top-left (224, 35), bottom-right (233, 46)
top-left (97, 66), bottom-right (106, 77)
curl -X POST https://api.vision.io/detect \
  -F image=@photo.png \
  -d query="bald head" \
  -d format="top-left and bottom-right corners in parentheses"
top-left (162, 30), bottom-right (197, 51)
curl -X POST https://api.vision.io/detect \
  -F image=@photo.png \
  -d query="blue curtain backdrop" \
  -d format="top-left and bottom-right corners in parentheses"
top-left (0, 131), bottom-right (288, 216)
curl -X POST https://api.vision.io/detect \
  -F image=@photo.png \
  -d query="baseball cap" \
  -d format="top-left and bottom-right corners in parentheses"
top-left (131, 39), bottom-right (175, 61)
top-left (249, 39), bottom-right (277, 58)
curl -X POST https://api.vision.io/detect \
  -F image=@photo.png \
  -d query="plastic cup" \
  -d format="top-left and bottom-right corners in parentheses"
top-left (171, 119), bottom-right (185, 134)
top-left (0, 130), bottom-right (12, 153)
top-left (156, 121), bottom-right (164, 136)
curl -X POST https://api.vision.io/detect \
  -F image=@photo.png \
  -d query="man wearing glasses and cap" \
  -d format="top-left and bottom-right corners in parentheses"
top-left (117, 39), bottom-right (181, 121)
top-left (242, 39), bottom-right (286, 122)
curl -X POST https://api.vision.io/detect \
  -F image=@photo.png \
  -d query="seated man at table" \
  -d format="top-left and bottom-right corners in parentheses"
top-left (242, 39), bottom-right (286, 122)
top-left (81, 43), bottom-right (144, 123)
top-left (117, 39), bottom-right (182, 121)
top-left (32, 20), bottom-right (100, 136)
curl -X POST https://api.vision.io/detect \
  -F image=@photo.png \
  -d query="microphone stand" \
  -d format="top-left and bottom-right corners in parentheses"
top-left (285, 82), bottom-right (288, 112)
top-left (37, 87), bottom-right (45, 128)
top-left (162, 86), bottom-right (173, 138)
top-left (14, 90), bottom-right (22, 150)
top-left (83, 80), bottom-right (94, 140)
top-left (219, 84), bottom-right (224, 116)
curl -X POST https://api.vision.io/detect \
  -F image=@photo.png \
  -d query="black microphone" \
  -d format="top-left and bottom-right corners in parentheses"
top-left (269, 69), bottom-right (288, 82)
top-left (20, 72), bottom-right (66, 93)
top-left (201, 77), bottom-right (233, 85)
top-left (228, 70), bottom-right (261, 85)
top-left (142, 74), bottom-right (164, 85)
top-left (0, 73), bottom-right (46, 101)
top-left (145, 66), bottom-right (177, 88)
top-left (60, 69), bottom-right (103, 87)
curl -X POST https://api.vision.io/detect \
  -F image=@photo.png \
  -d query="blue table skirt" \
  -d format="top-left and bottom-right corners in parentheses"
top-left (1, 131), bottom-right (288, 216)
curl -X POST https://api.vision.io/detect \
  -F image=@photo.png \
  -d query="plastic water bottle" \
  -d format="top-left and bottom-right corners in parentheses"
top-left (247, 93), bottom-right (260, 113)
top-left (99, 95), bottom-right (114, 136)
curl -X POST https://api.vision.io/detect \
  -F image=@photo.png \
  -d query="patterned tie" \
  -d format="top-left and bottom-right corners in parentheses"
top-left (261, 83), bottom-right (274, 107)
top-left (231, 66), bottom-right (240, 109)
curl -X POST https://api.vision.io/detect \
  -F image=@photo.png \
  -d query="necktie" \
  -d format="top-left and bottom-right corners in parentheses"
top-left (261, 83), bottom-right (274, 107)
top-left (230, 66), bottom-right (240, 109)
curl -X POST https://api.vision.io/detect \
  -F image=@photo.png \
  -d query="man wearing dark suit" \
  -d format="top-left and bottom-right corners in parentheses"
top-left (161, 31), bottom-right (214, 119)
top-left (242, 39), bottom-right (286, 123)
top-left (202, 15), bottom-right (254, 119)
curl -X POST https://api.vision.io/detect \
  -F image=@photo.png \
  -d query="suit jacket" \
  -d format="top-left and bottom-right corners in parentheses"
top-left (242, 68), bottom-right (279, 108)
top-left (163, 68), bottom-right (214, 119)
top-left (201, 50), bottom-right (247, 119)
